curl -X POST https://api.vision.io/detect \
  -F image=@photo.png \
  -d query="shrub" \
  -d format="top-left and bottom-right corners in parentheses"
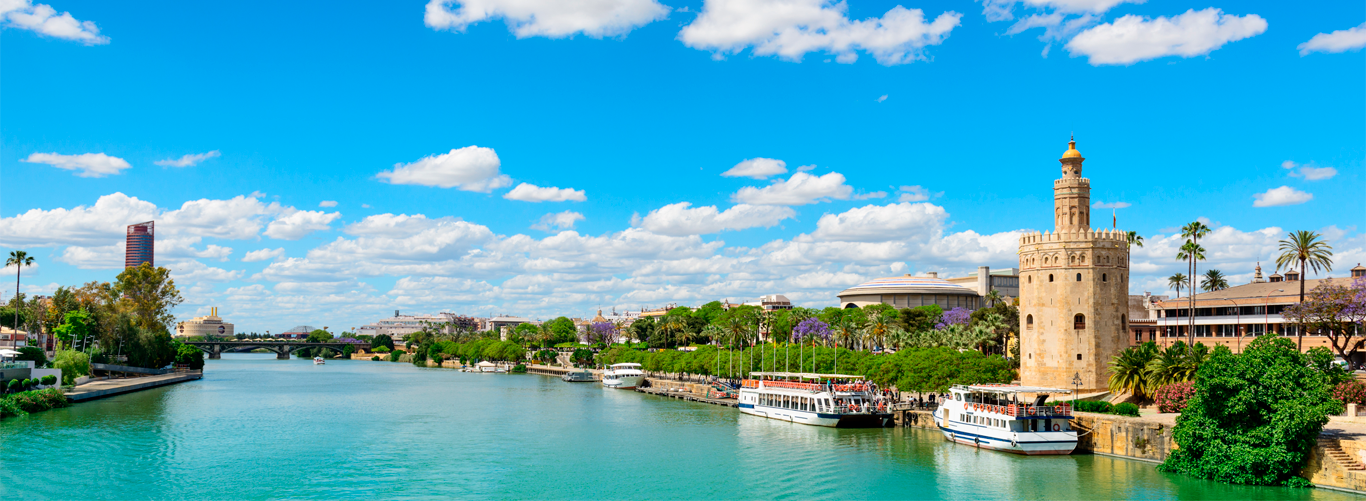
top-left (371, 356), bottom-right (380, 361)
top-left (1333, 380), bottom-right (1366, 406)
top-left (5, 388), bottom-right (69, 414)
top-left (374, 346), bottom-right (391, 354)
top-left (1114, 402), bottom-right (1141, 417)
top-left (1155, 381), bottom-right (1196, 413)
top-left (388, 351), bottom-right (402, 362)
top-left (411, 349), bottom-right (428, 367)
top-left (511, 364), bottom-right (527, 373)
top-left (6, 379), bottom-right (19, 393)
top-left (16, 346), bottom-right (47, 368)
top-left (1159, 336), bottom-right (1341, 486)
top-left (1074, 400), bottom-right (1113, 413)
top-left (52, 350), bottom-right (91, 385)
top-left (0, 395), bottom-right (24, 418)
top-left (40, 375), bottom-right (57, 386)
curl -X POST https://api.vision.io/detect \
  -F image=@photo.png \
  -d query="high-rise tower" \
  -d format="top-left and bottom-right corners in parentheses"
top-left (126, 221), bottom-right (155, 269)
top-left (1017, 139), bottom-right (1129, 392)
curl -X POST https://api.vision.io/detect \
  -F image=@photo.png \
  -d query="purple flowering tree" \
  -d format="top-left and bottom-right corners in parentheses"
top-left (1282, 277), bottom-right (1366, 365)
top-left (793, 318), bottom-right (832, 346)
top-left (587, 321), bottom-right (619, 346)
top-left (935, 307), bottom-right (972, 330)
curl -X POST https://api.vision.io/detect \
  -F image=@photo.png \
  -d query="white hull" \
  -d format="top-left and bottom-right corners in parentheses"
top-left (602, 375), bottom-right (643, 389)
top-left (737, 386), bottom-right (889, 428)
top-left (934, 405), bottom-right (1077, 455)
top-left (739, 403), bottom-right (842, 427)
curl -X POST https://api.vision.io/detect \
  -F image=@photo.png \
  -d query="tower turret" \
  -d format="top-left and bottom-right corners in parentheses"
top-left (1054, 138), bottom-right (1091, 232)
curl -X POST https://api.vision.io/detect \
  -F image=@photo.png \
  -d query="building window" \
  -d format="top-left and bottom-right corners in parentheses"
top-left (1074, 314), bottom-right (1086, 330)
top-left (1026, 315), bottom-right (1034, 329)
top-left (1028, 275), bottom-right (1033, 284)
top-left (1076, 353), bottom-right (1082, 360)
top-left (1076, 273), bottom-right (1082, 282)
top-left (1049, 274), bottom-right (1054, 282)
top-left (1102, 273), bottom-right (1107, 282)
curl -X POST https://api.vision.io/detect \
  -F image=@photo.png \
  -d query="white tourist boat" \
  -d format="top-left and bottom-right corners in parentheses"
top-left (737, 372), bottom-right (892, 428)
top-left (934, 384), bottom-right (1078, 455)
top-left (475, 361), bottom-right (507, 373)
top-left (562, 369), bottom-right (595, 382)
top-left (313, 356), bottom-right (325, 365)
top-left (601, 363), bottom-right (645, 389)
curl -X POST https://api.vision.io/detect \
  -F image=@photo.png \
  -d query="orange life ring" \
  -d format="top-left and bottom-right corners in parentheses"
top-left (1028, 407), bottom-right (1036, 416)
top-left (1053, 423), bottom-right (1061, 432)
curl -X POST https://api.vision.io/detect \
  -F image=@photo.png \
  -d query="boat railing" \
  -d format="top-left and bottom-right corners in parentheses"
top-left (961, 402), bottom-right (1072, 417)
top-left (740, 380), bottom-right (873, 393)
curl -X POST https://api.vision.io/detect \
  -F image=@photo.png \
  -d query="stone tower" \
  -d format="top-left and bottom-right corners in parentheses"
top-left (1017, 138), bottom-right (1129, 392)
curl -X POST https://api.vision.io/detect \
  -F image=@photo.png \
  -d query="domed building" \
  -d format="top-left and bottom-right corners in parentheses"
top-left (836, 273), bottom-right (983, 310)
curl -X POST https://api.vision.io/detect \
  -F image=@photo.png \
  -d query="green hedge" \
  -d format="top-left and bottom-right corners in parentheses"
top-left (0, 388), bottom-right (69, 419)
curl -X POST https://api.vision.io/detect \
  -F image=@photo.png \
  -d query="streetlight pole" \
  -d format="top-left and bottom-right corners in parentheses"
top-left (1071, 372), bottom-right (1081, 406)
top-left (1264, 289), bottom-right (1283, 340)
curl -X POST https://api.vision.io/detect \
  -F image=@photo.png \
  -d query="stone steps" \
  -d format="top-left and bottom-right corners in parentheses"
top-left (1320, 438), bottom-right (1366, 471)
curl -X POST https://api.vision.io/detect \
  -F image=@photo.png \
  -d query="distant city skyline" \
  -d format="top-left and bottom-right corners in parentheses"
top-left (1, 0), bottom-right (1362, 333)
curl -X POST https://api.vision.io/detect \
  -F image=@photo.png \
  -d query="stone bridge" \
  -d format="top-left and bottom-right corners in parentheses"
top-left (185, 341), bottom-right (370, 360)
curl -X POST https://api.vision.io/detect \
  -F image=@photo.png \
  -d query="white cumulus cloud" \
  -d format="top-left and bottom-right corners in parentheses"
top-left (679, 0), bottom-right (962, 66)
top-left (732, 172), bottom-right (854, 205)
top-left (243, 248), bottom-right (287, 262)
top-left (22, 152), bottom-right (130, 177)
top-left (319, 200), bottom-right (338, 207)
top-left (636, 202), bottom-right (795, 236)
top-left (1065, 8), bottom-right (1267, 65)
top-left (721, 157), bottom-right (787, 179)
top-left (264, 210), bottom-right (342, 240)
top-left (1252, 186), bottom-right (1312, 207)
top-left (1, 0), bottom-right (108, 44)
top-left (1093, 201), bottom-right (1131, 209)
top-left (533, 211), bottom-right (586, 231)
top-left (377, 146), bottom-right (513, 192)
top-left (503, 183), bottom-right (587, 202)
top-left (808, 202), bottom-right (946, 242)
top-left (898, 185), bottom-right (933, 202)
top-left (154, 150), bottom-right (220, 167)
top-left (424, 0), bottom-right (669, 38)
top-left (1299, 22), bottom-right (1366, 56)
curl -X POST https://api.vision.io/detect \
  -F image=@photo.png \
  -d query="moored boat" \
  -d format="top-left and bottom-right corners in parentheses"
top-left (737, 372), bottom-right (892, 428)
top-left (562, 369), bottom-right (595, 382)
top-left (602, 363), bottom-right (644, 389)
top-left (313, 356), bottom-right (325, 365)
top-left (933, 384), bottom-right (1078, 455)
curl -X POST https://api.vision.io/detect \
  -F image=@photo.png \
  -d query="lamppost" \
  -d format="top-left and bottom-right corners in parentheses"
top-left (1264, 289), bottom-right (1283, 339)
top-left (1218, 297), bottom-right (1240, 351)
top-left (1071, 372), bottom-right (1082, 406)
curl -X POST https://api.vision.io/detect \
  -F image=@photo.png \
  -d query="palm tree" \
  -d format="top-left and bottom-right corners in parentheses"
top-left (1179, 222), bottom-right (1211, 336)
top-left (1200, 269), bottom-right (1229, 292)
top-left (1176, 240), bottom-right (1206, 344)
top-left (1167, 273), bottom-right (1187, 298)
top-left (663, 315), bottom-right (690, 348)
top-left (5, 250), bottom-right (33, 349)
top-left (1275, 230), bottom-right (1334, 350)
top-left (1126, 231), bottom-right (1145, 249)
top-left (1108, 343), bottom-right (1158, 399)
top-left (984, 289), bottom-right (1003, 308)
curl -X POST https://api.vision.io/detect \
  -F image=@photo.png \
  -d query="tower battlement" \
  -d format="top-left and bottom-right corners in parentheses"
top-left (1019, 228), bottom-right (1128, 245)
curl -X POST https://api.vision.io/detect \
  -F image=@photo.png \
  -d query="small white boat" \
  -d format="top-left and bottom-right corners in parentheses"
top-left (933, 384), bottom-right (1078, 455)
top-left (602, 363), bottom-right (645, 389)
top-left (313, 356), bottom-right (325, 365)
top-left (737, 372), bottom-right (892, 428)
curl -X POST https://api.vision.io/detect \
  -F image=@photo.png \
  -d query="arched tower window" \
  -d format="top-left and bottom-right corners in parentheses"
top-left (1121, 314), bottom-right (1127, 331)
top-left (1027, 275), bottom-right (1033, 284)
top-left (1026, 315), bottom-right (1034, 329)
top-left (1076, 273), bottom-right (1082, 281)
top-left (1048, 274), bottom-right (1054, 282)
top-left (1102, 273), bottom-right (1107, 282)
top-left (1074, 314), bottom-right (1086, 330)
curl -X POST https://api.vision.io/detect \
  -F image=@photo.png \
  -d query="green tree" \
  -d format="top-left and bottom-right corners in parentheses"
top-left (1275, 230), bottom-right (1334, 350)
top-left (5, 250), bottom-right (34, 348)
top-left (52, 310), bottom-right (93, 351)
top-left (544, 317), bottom-right (578, 345)
top-left (16, 346), bottom-right (47, 368)
top-left (693, 301), bottom-right (726, 326)
top-left (1126, 230), bottom-right (1145, 249)
top-left (114, 263), bottom-right (184, 331)
top-left (1167, 273), bottom-right (1188, 299)
top-left (1159, 336), bottom-right (1342, 486)
top-left (370, 334), bottom-right (395, 352)
top-left (1200, 269), bottom-right (1230, 292)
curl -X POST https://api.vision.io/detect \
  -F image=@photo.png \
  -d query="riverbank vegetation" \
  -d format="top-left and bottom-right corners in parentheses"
top-left (0, 388), bottom-right (69, 419)
top-left (1159, 335), bottom-right (1346, 486)
top-left (598, 344), bottom-right (1012, 393)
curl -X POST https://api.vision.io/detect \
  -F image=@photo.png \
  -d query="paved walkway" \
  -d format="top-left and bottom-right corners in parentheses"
top-left (65, 371), bottom-right (202, 402)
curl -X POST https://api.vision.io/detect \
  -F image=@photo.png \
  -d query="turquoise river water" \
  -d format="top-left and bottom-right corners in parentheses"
top-left (1, 354), bottom-right (1361, 500)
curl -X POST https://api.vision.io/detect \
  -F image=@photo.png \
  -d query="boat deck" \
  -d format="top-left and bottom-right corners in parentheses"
top-left (635, 386), bottom-right (738, 407)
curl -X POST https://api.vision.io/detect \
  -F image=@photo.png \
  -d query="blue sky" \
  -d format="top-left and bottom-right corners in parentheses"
top-left (1, 0), bottom-right (1363, 333)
